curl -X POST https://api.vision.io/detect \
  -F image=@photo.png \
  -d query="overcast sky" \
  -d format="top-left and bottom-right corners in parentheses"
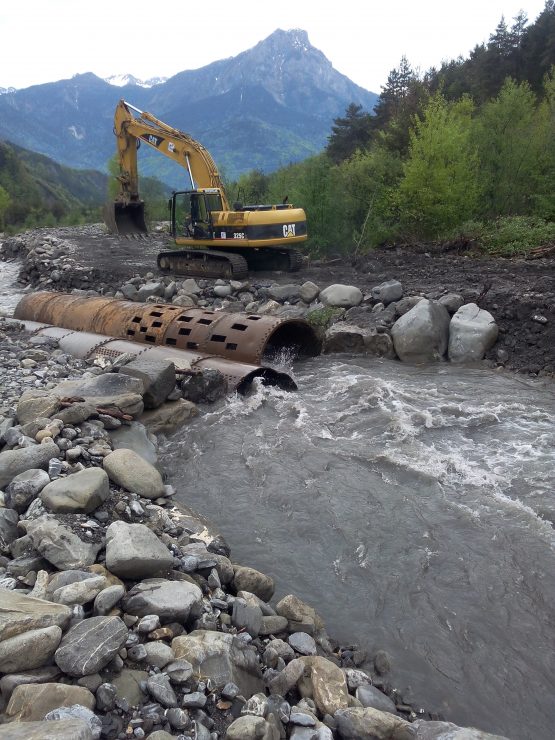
top-left (0, 0), bottom-right (547, 92)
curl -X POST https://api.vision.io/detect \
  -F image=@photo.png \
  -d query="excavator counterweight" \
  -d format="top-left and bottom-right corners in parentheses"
top-left (106, 100), bottom-right (307, 278)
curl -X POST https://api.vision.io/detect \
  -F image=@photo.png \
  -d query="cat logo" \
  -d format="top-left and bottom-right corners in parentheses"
top-left (168, 142), bottom-right (175, 153)
top-left (283, 224), bottom-right (296, 237)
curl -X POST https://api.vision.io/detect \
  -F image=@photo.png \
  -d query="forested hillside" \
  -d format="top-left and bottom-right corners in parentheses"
top-left (235, 2), bottom-right (555, 257)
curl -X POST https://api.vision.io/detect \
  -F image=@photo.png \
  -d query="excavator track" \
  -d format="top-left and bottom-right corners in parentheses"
top-left (157, 249), bottom-right (249, 280)
top-left (242, 247), bottom-right (304, 272)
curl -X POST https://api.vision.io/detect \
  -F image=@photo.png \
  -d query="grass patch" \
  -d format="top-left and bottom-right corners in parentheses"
top-left (456, 216), bottom-right (555, 257)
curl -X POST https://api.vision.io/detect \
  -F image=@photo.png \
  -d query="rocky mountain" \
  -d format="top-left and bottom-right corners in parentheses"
top-left (104, 74), bottom-right (168, 88)
top-left (0, 29), bottom-right (377, 183)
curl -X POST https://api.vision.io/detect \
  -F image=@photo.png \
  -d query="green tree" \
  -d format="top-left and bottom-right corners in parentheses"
top-left (396, 94), bottom-right (480, 238)
top-left (326, 104), bottom-right (373, 163)
top-left (531, 67), bottom-right (555, 217)
top-left (0, 185), bottom-right (10, 229)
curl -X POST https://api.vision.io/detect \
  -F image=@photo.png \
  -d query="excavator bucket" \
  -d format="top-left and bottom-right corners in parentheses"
top-left (104, 201), bottom-right (148, 236)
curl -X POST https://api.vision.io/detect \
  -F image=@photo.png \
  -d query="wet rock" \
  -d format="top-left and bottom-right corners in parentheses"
top-left (105, 521), bottom-right (173, 579)
top-left (0, 440), bottom-right (60, 489)
top-left (5, 468), bottom-right (51, 512)
top-left (374, 650), bottom-right (392, 675)
top-left (411, 719), bottom-right (508, 739)
top-left (275, 594), bottom-right (324, 633)
top-left (232, 597), bottom-right (263, 636)
top-left (25, 515), bottom-right (101, 569)
top-left (110, 421), bottom-right (158, 465)
top-left (122, 578), bottom-right (203, 621)
top-left (93, 583), bottom-right (125, 615)
top-left (0, 590), bottom-right (71, 641)
top-left (289, 632), bottom-right (317, 656)
top-left (44, 705), bottom-right (101, 739)
top-left (371, 280), bottom-right (403, 305)
top-left (52, 373), bottom-right (144, 417)
top-left (438, 293), bottom-right (465, 315)
top-left (0, 718), bottom-right (94, 739)
top-left (226, 715), bottom-right (280, 739)
top-left (120, 357), bottom-right (176, 409)
top-left (95, 682), bottom-right (117, 712)
top-left (319, 284), bottom-right (363, 308)
top-left (356, 684), bottom-right (397, 714)
top-left (323, 324), bottom-right (395, 357)
top-left (0, 624), bottom-right (62, 672)
top-left (0, 507), bottom-right (18, 552)
top-left (16, 390), bottom-right (61, 425)
top-left (335, 710), bottom-right (413, 739)
top-left (233, 565), bottom-right (274, 601)
top-left (391, 299), bottom-right (450, 363)
top-left (40, 467), bottom-right (109, 513)
top-left (55, 616), bottom-right (128, 676)
top-left (111, 668), bottom-right (148, 707)
top-left (103, 448), bottom-right (165, 499)
top-left (181, 368), bottom-right (228, 404)
top-left (448, 303), bottom-right (499, 363)
top-left (172, 629), bottom-right (264, 697)
top-left (139, 398), bottom-right (197, 434)
top-left (6, 682), bottom-right (95, 721)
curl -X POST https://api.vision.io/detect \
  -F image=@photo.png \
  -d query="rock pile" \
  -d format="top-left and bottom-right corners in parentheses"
top-left (0, 321), bottom-right (508, 737)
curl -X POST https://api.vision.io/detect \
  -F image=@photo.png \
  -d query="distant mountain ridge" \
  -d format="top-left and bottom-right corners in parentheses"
top-left (104, 74), bottom-right (168, 88)
top-left (0, 29), bottom-right (377, 182)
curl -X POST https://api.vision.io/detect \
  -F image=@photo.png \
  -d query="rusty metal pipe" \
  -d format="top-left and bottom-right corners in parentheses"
top-left (18, 321), bottom-right (297, 392)
top-left (14, 292), bottom-right (322, 364)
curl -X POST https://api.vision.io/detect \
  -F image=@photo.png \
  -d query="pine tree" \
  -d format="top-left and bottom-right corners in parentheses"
top-left (326, 103), bottom-right (373, 163)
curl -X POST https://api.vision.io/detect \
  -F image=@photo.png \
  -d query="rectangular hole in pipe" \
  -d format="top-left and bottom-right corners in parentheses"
top-left (187, 341), bottom-right (199, 349)
top-left (210, 335), bottom-right (226, 342)
top-left (231, 323), bottom-right (247, 331)
top-left (166, 338), bottom-right (177, 346)
top-left (226, 342), bottom-right (237, 350)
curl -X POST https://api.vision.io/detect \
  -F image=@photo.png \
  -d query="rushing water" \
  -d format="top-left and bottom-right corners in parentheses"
top-left (162, 356), bottom-right (555, 740)
top-left (0, 260), bottom-right (24, 313)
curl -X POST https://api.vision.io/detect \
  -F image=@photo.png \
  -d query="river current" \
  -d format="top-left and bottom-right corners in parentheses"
top-left (163, 356), bottom-right (555, 740)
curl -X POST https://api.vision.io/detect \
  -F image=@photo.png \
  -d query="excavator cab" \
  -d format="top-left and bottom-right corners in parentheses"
top-left (171, 190), bottom-right (223, 240)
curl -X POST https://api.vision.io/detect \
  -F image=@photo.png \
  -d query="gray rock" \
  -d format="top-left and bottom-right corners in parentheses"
top-left (144, 640), bottom-right (175, 668)
top-left (166, 707), bottom-right (190, 730)
top-left (111, 668), bottom-right (148, 707)
top-left (103, 448), bottom-right (165, 499)
top-left (181, 368), bottom-right (228, 404)
top-left (16, 390), bottom-right (61, 425)
top-left (5, 682), bottom-right (95, 722)
top-left (0, 507), bottom-right (19, 553)
top-left (438, 293), bottom-right (465, 314)
top-left (323, 324), bottom-right (395, 358)
top-left (93, 584), bottom-right (126, 615)
top-left (374, 650), bottom-right (392, 675)
top-left (52, 374), bottom-right (144, 417)
top-left (448, 303), bottom-right (498, 363)
top-left (105, 521), bottom-right (173, 579)
top-left (110, 422), bottom-right (158, 465)
top-left (53, 576), bottom-right (109, 606)
top-left (232, 597), bottom-right (263, 637)
top-left (122, 578), bottom-right (203, 622)
top-left (391, 299), bottom-right (451, 363)
top-left (0, 719), bottom-right (94, 739)
top-left (275, 595), bottom-right (324, 633)
top-left (268, 657), bottom-right (305, 696)
top-left (335, 707), bottom-right (414, 739)
top-left (5, 468), bottom-right (51, 512)
top-left (0, 440), bottom-right (60, 489)
top-left (371, 280), bottom-right (403, 305)
top-left (0, 666), bottom-right (61, 701)
top-left (55, 616), bottom-right (128, 677)
top-left (25, 515), bottom-right (101, 570)
top-left (146, 673), bottom-right (177, 707)
top-left (356, 684), bottom-right (397, 714)
top-left (46, 570), bottom-right (94, 598)
top-left (268, 284), bottom-right (302, 302)
top-left (181, 278), bottom-right (201, 295)
top-left (259, 615), bottom-right (289, 636)
top-left (181, 690), bottom-right (207, 708)
top-left (300, 281), bottom-right (320, 304)
top-left (319, 285), bottom-right (363, 308)
top-left (395, 296), bottom-right (425, 317)
top-left (214, 284), bottom-right (232, 298)
top-left (233, 565), bottom-right (274, 601)
top-left (289, 632), bottom-right (317, 656)
top-left (139, 398), bottom-right (197, 435)
top-left (226, 715), bottom-right (280, 739)
top-left (290, 712), bottom-right (317, 726)
top-left (0, 625), bottom-right (62, 672)
top-left (54, 402), bottom-right (97, 426)
top-left (411, 719), bottom-right (508, 739)
top-left (137, 281), bottom-right (164, 301)
top-left (44, 705), bottom-right (102, 740)
top-left (0, 590), bottom-right (71, 641)
top-left (300, 656), bottom-right (349, 715)
top-left (40, 468), bottom-right (109, 513)
top-left (121, 283), bottom-right (138, 300)
top-left (96, 682), bottom-right (117, 712)
top-left (166, 659), bottom-right (194, 683)
top-left (120, 357), bottom-right (176, 409)
top-left (172, 630), bottom-right (264, 698)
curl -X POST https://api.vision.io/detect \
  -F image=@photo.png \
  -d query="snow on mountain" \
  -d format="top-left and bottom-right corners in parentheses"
top-left (104, 74), bottom-right (167, 88)
top-left (0, 87), bottom-right (16, 95)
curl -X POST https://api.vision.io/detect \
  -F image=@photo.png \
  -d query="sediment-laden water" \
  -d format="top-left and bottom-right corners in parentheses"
top-left (0, 261), bottom-right (23, 313)
top-left (164, 356), bottom-right (555, 740)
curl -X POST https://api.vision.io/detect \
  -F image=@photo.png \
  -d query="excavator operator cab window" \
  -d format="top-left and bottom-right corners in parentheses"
top-left (173, 191), bottom-right (221, 239)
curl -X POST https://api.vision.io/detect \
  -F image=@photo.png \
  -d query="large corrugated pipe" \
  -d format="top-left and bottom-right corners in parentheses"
top-left (14, 292), bottom-right (322, 364)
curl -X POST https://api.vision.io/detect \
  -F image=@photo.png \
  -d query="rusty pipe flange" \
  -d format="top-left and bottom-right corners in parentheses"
top-left (14, 292), bottom-right (322, 365)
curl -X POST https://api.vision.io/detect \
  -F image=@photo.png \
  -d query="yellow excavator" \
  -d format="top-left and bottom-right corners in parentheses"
top-left (105, 99), bottom-right (307, 279)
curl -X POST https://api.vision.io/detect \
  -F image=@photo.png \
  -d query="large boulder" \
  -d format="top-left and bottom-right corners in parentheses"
top-left (25, 516), bottom-right (102, 570)
top-left (16, 390), bottom-right (61, 425)
top-left (275, 594), bottom-right (324, 634)
top-left (105, 521), bottom-right (173, 579)
top-left (181, 369), bottom-right (228, 404)
top-left (122, 578), bottom-right (203, 622)
top-left (411, 720), bottom-right (508, 739)
top-left (55, 616), bottom-right (128, 677)
top-left (5, 468), bottom-right (51, 513)
top-left (0, 591), bottom-right (71, 641)
top-left (40, 468), bottom-right (109, 514)
top-left (51, 374), bottom-right (144, 417)
top-left (448, 303), bottom-right (498, 363)
top-left (172, 630), bottom-right (264, 698)
top-left (233, 565), bottom-right (274, 601)
top-left (335, 707), bottom-right (414, 739)
top-left (5, 682), bottom-right (95, 721)
top-left (391, 299), bottom-right (450, 363)
top-left (0, 625), bottom-right (62, 673)
top-left (324, 324), bottom-right (395, 358)
top-left (371, 280), bottom-right (403, 305)
top-left (0, 720), bottom-right (93, 740)
top-left (298, 655), bottom-right (349, 715)
top-left (103, 448), bottom-right (164, 499)
top-left (109, 422), bottom-right (158, 465)
top-left (119, 357), bottom-right (176, 409)
top-left (139, 399), bottom-right (197, 435)
top-left (0, 667), bottom-right (61, 702)
top-left (0, 441), bottom-right (60, 489)
top-left (319, 285), bottom-right (363, 308)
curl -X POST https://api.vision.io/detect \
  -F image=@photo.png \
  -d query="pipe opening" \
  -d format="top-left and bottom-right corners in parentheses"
top-left (263, 321), bottom-right (322, 362)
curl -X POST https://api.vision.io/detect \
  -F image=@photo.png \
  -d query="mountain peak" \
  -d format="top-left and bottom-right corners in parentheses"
top-left (255, 28), bottom-right (312, 54)
top-left (105, 73), bottom-right (168, 88)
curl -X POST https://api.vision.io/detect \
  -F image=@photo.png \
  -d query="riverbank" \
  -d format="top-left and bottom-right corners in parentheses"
top-left (0, 318), bottom-right (511, 739)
